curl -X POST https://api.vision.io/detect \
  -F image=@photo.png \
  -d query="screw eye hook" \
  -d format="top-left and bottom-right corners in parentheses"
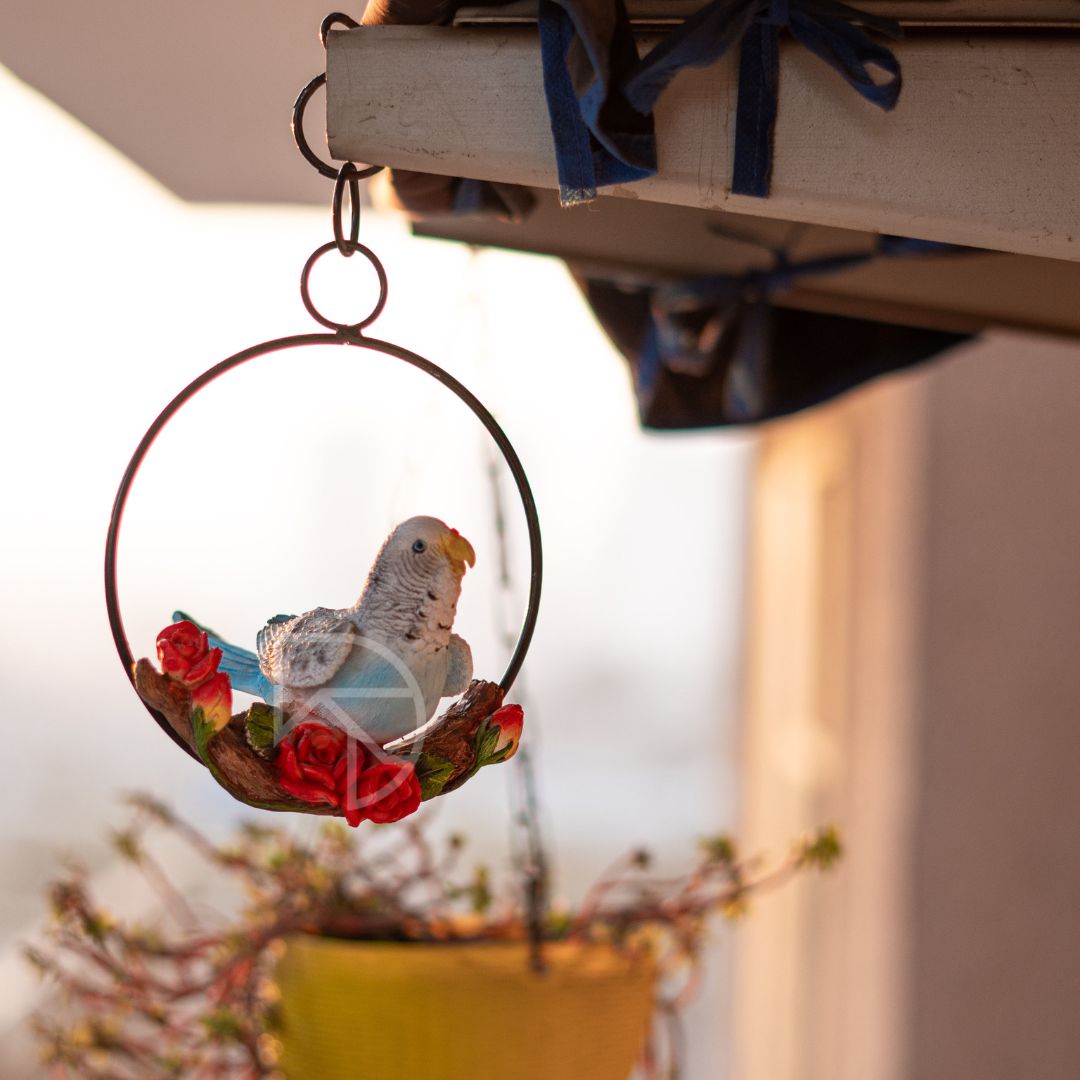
top-left (320, 11), bottom-right (360, 48)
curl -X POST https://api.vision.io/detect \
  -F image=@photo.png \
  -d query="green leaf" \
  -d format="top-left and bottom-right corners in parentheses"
top-left (433, 715), bottom-right (514, 799)
top-left (245, 703), bottom-right (282, 758)
top-left (700, 834), bottom-right (737, 866)
top-left (191, 706), bottom-right (217, 763)
top-left (200, 1008), bottom-right (245, 1042)
top-left (110, 830), bottom-right (142, 866)
top-left (546, 909), bottom-right (573, 939)
top-left (190, 707), bottom-right (299, 813)
top-left (468, 866), bottom-right (492, 914)
top-left (481, 743), bottom-right (513, 767)
top-left (471, 717), bottom-right (505, 770)
top-left (415, 752), bottom-right (456, 801)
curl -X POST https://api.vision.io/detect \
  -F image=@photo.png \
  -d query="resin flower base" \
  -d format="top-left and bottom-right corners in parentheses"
top-left (135, 622), bottom-right (524, 827)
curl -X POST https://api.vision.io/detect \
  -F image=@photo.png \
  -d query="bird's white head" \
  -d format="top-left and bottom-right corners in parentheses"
top-left (355, 516), bottom-right (476, 632)
top-left (382, 516), bottom-right (476, 579)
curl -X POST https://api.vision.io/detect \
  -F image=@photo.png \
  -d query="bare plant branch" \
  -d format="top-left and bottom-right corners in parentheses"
top-left (29, 798), bottom-right (839, 1077)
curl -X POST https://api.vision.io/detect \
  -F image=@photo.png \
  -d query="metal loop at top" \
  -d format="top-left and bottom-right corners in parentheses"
top-left (292, 73), bottom-right (383, 182)
top-left (333, 164), bottom-right (361, 256)
top-left (105, 333), bottom-right (543, 760)
top-left (300, 240), bottom-right (388, 333)
top-left (320, 11), bottom-right (360, 47)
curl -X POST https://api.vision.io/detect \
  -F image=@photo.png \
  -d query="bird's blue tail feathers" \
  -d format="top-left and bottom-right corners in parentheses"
top-left (172, 611), bottom-right (270, 700)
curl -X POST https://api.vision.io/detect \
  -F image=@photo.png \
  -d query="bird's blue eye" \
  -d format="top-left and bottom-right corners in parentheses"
top-left (412, 540), bottom-right (426, 553)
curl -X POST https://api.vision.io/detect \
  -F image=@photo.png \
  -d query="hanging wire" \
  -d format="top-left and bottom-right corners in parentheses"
top-left (305, 2), bottom-right (551, 974)
top-left (488, 451), bottom-right (551, 973)
top-left (457, 248), bottom-right (551, 972)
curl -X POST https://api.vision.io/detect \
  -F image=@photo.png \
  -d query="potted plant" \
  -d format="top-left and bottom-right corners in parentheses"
top-left (28, 796), bottom-right (839, 1078)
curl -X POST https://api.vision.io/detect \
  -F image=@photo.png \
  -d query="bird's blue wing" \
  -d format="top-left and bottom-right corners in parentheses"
top-left (442, 634), bottom-right (473, 697)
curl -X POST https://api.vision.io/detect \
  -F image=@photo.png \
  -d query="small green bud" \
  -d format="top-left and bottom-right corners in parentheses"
top-left (800, 826), bottom-right (842, 870)
top-left (700, 834), bottom-right (737, 865)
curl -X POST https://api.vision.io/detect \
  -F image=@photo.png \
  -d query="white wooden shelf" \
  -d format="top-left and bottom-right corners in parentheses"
top-left (328, 26), bottom-right (1080, 263)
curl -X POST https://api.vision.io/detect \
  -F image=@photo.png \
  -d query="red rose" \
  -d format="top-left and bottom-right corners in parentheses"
top-left (276, 723), bottom-right (353, 808)
top-left (489, 704), bottom-right (524, 761)
top-left (156, 621), bottom-right (222, 689)
top-left (157, 621), bottom-right (206, 664)
top-left (183, 647), bottom-right (223, 688)
top-left (190, 671), bottom-right (233, 733)
top-left (274, 723), bottom-right (422, 827)
top-left (342, 759), bottom-right (422, 827)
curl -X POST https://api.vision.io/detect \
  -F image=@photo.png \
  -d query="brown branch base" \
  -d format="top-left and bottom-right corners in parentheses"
top-left (133, 660), bottom-right (506, 815)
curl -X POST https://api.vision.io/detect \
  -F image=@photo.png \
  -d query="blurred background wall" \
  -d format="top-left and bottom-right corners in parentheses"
top-left (735, 335), bottom-right (1080, 1080)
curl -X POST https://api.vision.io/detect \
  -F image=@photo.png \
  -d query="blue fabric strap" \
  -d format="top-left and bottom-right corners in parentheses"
top-left (538, 0), bottom-right (902, 202)
top-left (538, 0), bottom-right (657, 205)
top-left (621, 0), bottom-right (758, 110)
top-left (732, 21), bottom-right (780, 197)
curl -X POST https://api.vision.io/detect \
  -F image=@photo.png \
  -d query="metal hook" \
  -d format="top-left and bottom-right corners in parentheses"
top-left (320, 11), bottom-right (360, 48)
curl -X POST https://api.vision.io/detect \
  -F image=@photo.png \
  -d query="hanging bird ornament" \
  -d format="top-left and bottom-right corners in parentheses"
top-left (133, 514), bottom-right (524, 827)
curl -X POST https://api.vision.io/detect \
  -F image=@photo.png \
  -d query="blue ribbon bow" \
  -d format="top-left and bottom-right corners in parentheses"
top-left (638, 234), bottom-right (957, 420)
top-left (538, 0), bottom-right (903, 204)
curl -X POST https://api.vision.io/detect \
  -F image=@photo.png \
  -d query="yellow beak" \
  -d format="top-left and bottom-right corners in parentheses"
top-left (440, 530), bottom-right (476, 569)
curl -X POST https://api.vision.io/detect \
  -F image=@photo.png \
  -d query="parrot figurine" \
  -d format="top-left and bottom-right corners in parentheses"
top-left (179, 516), bottom-right (476, 744)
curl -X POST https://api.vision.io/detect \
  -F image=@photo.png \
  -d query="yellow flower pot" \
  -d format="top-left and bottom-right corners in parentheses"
top-left (276, 937), bottom-right (657, 1080)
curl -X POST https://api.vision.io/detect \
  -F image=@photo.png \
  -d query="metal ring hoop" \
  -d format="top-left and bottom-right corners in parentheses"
top-left (333, 164), bottom-right (361, 255)
top-left (292, 73), bottom-right (383, 182)
top-left (105, 336), bottom-right (543, 760)
top-left (301, 240), bottom-right (388, 331)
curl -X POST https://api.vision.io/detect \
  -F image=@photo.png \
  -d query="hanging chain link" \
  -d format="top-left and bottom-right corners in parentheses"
top-left (291, 13), bottom-right (391, 334)
top-left (332, 162), bottom-right (362, 256)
